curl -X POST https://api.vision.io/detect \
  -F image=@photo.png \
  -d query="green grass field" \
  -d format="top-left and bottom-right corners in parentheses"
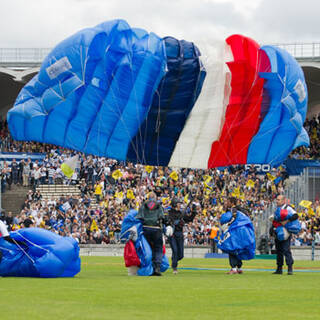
top-left (1, 257), bottom-right (320, 320)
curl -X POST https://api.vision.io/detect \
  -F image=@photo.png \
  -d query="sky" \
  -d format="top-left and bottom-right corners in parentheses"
top-left (0, 0), bottom-right (319, 48)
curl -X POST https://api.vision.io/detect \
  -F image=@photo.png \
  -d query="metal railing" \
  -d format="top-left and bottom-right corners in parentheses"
top-left (284, 167), bottom-right (320, 204)
top-left (0, 48), bottom-right (51, 63)
top-left (273, 43), bottom-right (320, 60)
top-left (255, 170), bottom-right (310, 247)
top-left (0, 43), bottom-right (320, 64)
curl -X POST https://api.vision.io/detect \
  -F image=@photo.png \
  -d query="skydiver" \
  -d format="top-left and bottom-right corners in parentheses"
top-left (164, 197), bottom-right (198, 274)
top-left (136, 192), bottom-right (165, 276)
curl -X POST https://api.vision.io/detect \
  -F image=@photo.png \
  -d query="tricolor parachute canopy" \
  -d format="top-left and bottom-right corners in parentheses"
top-left (7, 20), bottom-right (309, 168)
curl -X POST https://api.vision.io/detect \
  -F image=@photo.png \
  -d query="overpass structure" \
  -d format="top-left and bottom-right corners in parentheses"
top-left (0, 43), bottom-right (320, 116)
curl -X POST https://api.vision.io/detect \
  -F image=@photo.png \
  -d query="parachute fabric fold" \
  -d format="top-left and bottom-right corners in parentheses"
top-left (120, 210), bottom-right (169, 276)
top-left (0, 228), bottom-right (81, 277)
top-left (209, 35), bottom-right (266, 167)
top-left (247, 45), bottom-right (309, 166)
top-left (127, 36), bottom-right (206, 166)
top-left (216, 211), bottom-right (256, 260)
top-left (8, 19), bottom-right (167, 161)
top-left (208, 35), bottom-right (308, 167)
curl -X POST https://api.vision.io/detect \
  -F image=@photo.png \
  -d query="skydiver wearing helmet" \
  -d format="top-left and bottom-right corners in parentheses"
top-left (136, 191), bottom-right (165, 276)
top-left (165, 196), bottom-right (198, 274)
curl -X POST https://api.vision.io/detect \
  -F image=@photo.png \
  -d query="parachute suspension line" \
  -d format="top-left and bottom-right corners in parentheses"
top-left (151, 71), bottom-right (167, 167)
top-left (175, 42), bottom-right (226, 169)
top-left (221, 52), bottom-right (300, 166)
top-left (78, 44), bottom-right (89, 88)
top-left (206, 45), bottom-right (239, 166)
top-left (16, 231), bottom-right (50, 253)
top-left (123, 55), bottom-right (146, 200)
top-left (155, 87), bottom-right (163, 167)
top-left (233, 47), bottom-right (302, 165)
top-left (127, 53), bottom-right (155, 195)
top-left (240, 61), bottom-right (290, 164)
top-left (79, 44), bottom-right (134, 159)
top-left (225, 53), bottom-right (265, 163)
top-left (39, 50), bottom-right (69, 144)
top-left (0, 246), bottom-right (13, 252)
top-left (183, 51), bottom-right (209, 168)
top-left (81, 44), bottom-right (112, 156)
top-left (12, 238), bottom-right (35, 264)
top-left (63, 45), bottom-right (89, 151)
top-left (110, 57), bottom-right (144, 163)
top-left (127, 55), bottom-right (145, 166)
top-left (266, 64), bottom-right (297, 165)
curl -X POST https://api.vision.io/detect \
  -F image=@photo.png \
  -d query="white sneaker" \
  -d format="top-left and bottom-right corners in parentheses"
top-left (173, 268), bottom-right (178, 275)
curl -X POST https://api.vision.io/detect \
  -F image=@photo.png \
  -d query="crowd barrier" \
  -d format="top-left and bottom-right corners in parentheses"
top-left (79, 244), bottom-right (320, 260)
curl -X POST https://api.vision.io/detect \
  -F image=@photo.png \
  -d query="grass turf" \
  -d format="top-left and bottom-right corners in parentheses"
top-left (1, 257), bottom-right (320, 320)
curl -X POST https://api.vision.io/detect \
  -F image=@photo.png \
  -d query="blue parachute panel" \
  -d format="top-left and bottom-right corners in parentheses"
top-left (120, 210), bottom-right (169, 276)
top-left (0, 228), bottom-right (81, 278)
top-left (127, 36), bottom-right (206, 165)
top-left (216, 211), bottom-right (255, 260)
top-left (247, 45), bottom-right (309, 166)
top-left (7, 20), bottom-right (166, 160)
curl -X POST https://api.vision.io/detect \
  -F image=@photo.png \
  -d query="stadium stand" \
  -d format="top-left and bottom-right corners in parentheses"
top-left (0, 117), bottom-right (319, 249)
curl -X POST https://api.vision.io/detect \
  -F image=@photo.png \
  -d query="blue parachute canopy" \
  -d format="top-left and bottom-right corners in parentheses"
top-left (216, 211), bottom-right (256, 260)
top-left (7, 19), bottom-right (205, 167)
top-left (7, 19), bottom-right (167, 160)
top-left (0, 228), bottom-right (81, 277)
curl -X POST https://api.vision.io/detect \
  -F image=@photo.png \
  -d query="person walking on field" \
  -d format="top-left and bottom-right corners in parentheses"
top-left (271, 194), bottom-right (298, 275)
top-left (136, 192), bottom-right (164, 276)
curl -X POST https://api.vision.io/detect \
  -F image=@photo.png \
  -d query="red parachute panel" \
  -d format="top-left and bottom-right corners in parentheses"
top-left (208, 35), bottom-right (266, 167)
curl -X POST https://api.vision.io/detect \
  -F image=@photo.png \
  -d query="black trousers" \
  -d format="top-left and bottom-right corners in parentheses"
top-left (143, 227), bottom-right (163, 270)
top-left (210, 239), bottom-right (217, 253)
top-left (169, 231), bottom-right (184, 269)
top-left (275, 236), bottom-right (293, 267)
top-left (229, 253), bottom-right (242, 268)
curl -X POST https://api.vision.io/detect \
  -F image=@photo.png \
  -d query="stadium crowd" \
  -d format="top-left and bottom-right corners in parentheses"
top-left (0, 118), bottom-right (319, 248)
top-left (290, 115), bottom-right (320, 160)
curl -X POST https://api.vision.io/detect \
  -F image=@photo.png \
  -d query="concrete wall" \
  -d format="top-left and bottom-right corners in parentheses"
top-left (79, 244), bottom-right (320, 261)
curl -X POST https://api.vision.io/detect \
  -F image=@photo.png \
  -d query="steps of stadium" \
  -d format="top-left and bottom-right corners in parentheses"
top-left (36, 184), bottom-right (81, 199)
top-left (1, 184), bottom-right (29, 215)
top-left (36, 184), bottom-right (98, 210)
top-left (1, 184), bottom-right (98, 215)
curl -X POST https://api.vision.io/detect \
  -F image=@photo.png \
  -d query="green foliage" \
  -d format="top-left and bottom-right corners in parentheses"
top-left (0, 257), bottom-right (320, 320)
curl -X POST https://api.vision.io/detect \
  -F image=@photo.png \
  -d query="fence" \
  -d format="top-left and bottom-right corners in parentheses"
top-left (79, 244), bottom-right (320, 260)
top-left (0, 43), bottom-right (320, 65)
top-left (254, 204), bottom-right (273, 243)
top-left (285, 167), bottom-right (320, 203)
top-left (255, 165), bottom-right (320, 248)
top-left (272, 43), bottom-right (320, 60)
top-left (0, 48), bottom-right (51, 64)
